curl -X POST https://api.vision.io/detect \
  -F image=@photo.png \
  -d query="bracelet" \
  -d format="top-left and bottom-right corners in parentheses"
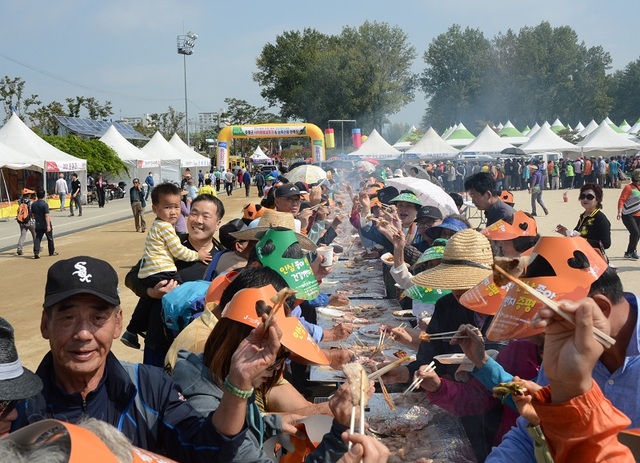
top-left (223, 375), bottom-right (254, 400)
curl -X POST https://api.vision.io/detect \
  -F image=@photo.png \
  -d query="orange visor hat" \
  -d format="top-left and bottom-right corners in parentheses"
top-left (221, 285), bottom-right (329, 365)
top-left (482, 211), bottom-right (537, 241)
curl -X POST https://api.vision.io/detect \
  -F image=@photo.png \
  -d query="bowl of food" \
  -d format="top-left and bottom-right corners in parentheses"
top-left (380, 252), bottom-right (394, 266)
top-left (358, 324), bottom-right (381, 338)
top-left (316, 307), bottom-right (346, 318)
top-left (392, 309), bottom-right (417, 321)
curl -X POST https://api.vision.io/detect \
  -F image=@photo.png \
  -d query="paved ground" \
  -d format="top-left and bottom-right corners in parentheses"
top-left (1, 186), bottom-right (638, 371)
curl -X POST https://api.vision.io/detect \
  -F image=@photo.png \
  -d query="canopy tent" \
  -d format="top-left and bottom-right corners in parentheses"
top-left (404, 127), bottom-right (458, 159)
top-left (392, 125), bottom-right (417, 151)
top-left (619, 120), bottom-right (632, 133)
top-left (0, 113), bottom-right (87, 202)
top-left (250, 145), bottom-right (272, 163)
top-left (578, 120), bottom-right (599, 138)
top-left (574, 121), bottom-right (585, 132)
top-left (168, 134), bottom-right (211, 168)
top-left (498, 121), bottom-right (529, 145)
top-left (141, 132), bottom-right (182, 183)
top-left (526, 123), bottom-right (541, 138)
top-left (99, 125), bottom-right (161, 187)
top-left (521, 125), bottom-right (531, 136)
top-left (347, 129), bottom-right (401, 159)
top-left (518, 124), bottom-right (580, 153)
top-left (550, 118), bottom-right (565, 134)
top-left (577, 121), bottom-right (640, 154)
top-left (604, 117), bottom-right (624, 134)
top-left (442, 124), bottom-right (457, 139)
top-left (461, 125), bottom-right (515, 154)
top-left (444, 123), bottom-right (475, 147)
top-left (629, 118), bottom-right (640, 136)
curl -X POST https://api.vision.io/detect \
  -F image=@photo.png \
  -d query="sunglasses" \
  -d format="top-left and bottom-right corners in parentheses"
top-left (579, 193), bottom-right (596, 201)
top-left (0, 400), bottom-right (17, 420)
top-left (267, 350), bottom-right (290, 372)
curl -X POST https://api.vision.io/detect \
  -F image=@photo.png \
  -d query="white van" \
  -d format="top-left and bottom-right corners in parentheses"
top-left (526, 152), bottom-right (563, 167)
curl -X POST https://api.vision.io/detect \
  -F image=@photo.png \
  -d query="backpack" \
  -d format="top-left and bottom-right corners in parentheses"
top-left (161, 280), bottom-right (211, 335)
top-left (16, 200), bottom-right (30, 224)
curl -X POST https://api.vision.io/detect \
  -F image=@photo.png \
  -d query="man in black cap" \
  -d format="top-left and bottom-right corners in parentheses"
top-left (274, 183), bottom-right (311, 233)
top-left (0, 317), bottom-right (42, 437)
top-left (19, 256), bottom-right (263, 461)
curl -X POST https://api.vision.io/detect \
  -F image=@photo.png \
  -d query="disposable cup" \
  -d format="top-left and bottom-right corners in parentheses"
top-left (317, 246), bottom-right (334, 266)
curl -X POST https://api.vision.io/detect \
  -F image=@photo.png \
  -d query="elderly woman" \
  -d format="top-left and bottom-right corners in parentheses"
top-left (556, 183), bottom-right (611, 256)
top-left (172, 272), bottom-right (374, 463)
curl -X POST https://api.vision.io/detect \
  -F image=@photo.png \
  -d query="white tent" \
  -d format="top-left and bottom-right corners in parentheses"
top-left (404, 127), bottom-right (458, 159)
top-left (550, 118), bottom-right (565, 133)
top-left (574, 121), bottom-right (585, 132)
top-left (518, 124), bottom-right (580, 153)
top-left (347, 129), bottom-right (401, 159)
top-left (629, 119), bottom-right (640, 136)
top-left (169, 134), bottom-right (211, 169)
top-left (604, 117), bottom-right (624, 134)
top-left (619, 120), bottom-right (632, 133)
top-left (442, 124), bottom-right (457, 139)
top-left (527, 123), bottom-right (541, 138)
top-left (100, 125), bottom-right (161, 187)
top-left (0, 113), bottom-right (87, 195)
top-left (444, 123), bottom-right (475, 147)
top-left (461, 125), bottom-right (515, 154)
top-left (579, 120), bottom-right (599, 138)
top-left (250, 146), bottom-right (272, 163)
top-left (392, 125), bottom-right (417, 151)
top-left (141, 132), bottom-right (182, 183)
top-left (578, 121), bottom-right (640, 154)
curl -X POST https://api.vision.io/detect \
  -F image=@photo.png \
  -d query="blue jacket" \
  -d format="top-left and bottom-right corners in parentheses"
top-left (21, 352), bottom-right (246, 463)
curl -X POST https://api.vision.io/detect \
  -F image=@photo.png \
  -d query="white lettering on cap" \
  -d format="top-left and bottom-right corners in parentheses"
top-left (72, 261), bottom-right (92, 283)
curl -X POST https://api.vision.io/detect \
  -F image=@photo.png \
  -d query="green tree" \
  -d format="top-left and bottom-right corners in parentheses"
top-left (42, 134), bottom-right (127, 175)
top-left (0, 76), bottom-right (41, 123)
top-left (609, 56), bottom-right (640, 122)
top-left (254, 22), bottom-right (416, 132)
top-left (27, 101), bottom-right (66, 135)
top-left (420, 24), bottom-right (493, 130)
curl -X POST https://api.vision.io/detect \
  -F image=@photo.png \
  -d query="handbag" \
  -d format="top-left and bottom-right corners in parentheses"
top-left (622, 185), bottom-right (640, 215)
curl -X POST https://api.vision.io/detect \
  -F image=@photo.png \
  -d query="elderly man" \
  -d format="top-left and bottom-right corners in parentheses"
top-left (464, 172), bottom-right (515, 227)
top-left (20, 256), bottom-right (264, 462)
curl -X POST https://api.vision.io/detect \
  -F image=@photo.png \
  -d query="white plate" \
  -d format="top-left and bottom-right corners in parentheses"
top-left (380, 252), bottom-right (394, 266)
top-left (317, 307), bottom-right (346, 318)
top-left (434, 353), bottom-right (470, 365)
top-left (321, 279), bottom-right (339, 286)
top-left (358, 324), bottom-right (381, 338)
top-left (392, 309), bottom-right (417, 321)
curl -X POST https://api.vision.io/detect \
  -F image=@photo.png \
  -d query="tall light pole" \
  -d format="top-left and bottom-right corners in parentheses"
top-left (177, 31), bottom-right (197, 146)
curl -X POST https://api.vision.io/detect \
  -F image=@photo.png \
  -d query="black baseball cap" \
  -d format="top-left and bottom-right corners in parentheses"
top-left (275, 184), bottom-right (301, 198)
top-left (44, 256), bottom-right (120, 308)
top-left (417, 205), bottom-right (443, 221)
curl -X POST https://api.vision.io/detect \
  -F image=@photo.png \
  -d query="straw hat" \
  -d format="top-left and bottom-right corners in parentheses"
top-left (229, 209), bottom-right (317, 251)
top-left (412, 229), bottom-right (493, 290)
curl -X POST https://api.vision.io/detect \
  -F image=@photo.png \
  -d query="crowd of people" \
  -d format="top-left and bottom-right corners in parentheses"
top-left (2, 159), bottom-right (640, 463)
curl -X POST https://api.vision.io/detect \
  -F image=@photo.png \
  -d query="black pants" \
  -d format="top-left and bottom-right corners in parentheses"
top-left (97, 188), bottom-right (106, 207)
top-left (69, 194), bottom-right (82, 215)
top-left (34, 227), bottom-right (55, 255)
top-left (244, 183), bottom-right (251, 196)
top-left (622, 214), bottom-right (640, 254)
top-left (126, 272), bottom-right (181, 335)
top-left (225, 182), bottom-right (233, 196)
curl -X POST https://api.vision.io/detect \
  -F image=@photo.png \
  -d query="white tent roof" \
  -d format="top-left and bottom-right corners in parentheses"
top-left (142, 132), bottom-right (182, 160)
top-left (526, 123), bottom-right (541, 138)
top-left (629, 119), bottom-right (640, 135)
top-left (169, 134), bottom-right (210, 167)
top-left (442, 124), bottom-right (457, 139)
top-left (518, 124), bottom-right (580, 153)
top-left (392, 125), bottom-right (417, 150)
top-left (0, 140), bottom-right (40, 170)
top-left (250, 146), bottom-right (271, 160)
top-left (604, 117), bottom-right (624, 133)
top-left (619, 120), bottom-right (632, 133)
top-left (550, 118), bottom-right (565, 133)
top-left (577, 121), bottom-right (640, 153)
top-left (0, 113), bottom-right (86, 172)
top-left (461, 125), bottom-right (514, 154)
top-left (100, 125), bottom-right (160, 168)
top-left (579, 120), bottom-right (599, 138)
top-left (498, 121), bottom-right (529, 145)
top-left (404, 127), bottom-right (458, 159)
top-left (347, 129), bottom-right (401, 159)
top-left (574, 121), bottom-right (585, 132)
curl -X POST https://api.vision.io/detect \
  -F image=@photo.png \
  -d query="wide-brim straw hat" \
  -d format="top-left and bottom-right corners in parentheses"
top-left (229, 209), bottom-right (317, 252)
top-left (412, 229), bottom-right (493, 290)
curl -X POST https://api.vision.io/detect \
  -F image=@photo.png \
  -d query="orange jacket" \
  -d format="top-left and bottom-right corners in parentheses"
top-left (532, 382), bottom-right (633, 463)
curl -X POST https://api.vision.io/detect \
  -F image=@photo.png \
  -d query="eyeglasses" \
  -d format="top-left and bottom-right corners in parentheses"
top-left (0, 400), bottom-right (17, 420)
top-left (579, 193), bottom-right (596, 201)
top-left (267, 350), bottom-right (290, 371)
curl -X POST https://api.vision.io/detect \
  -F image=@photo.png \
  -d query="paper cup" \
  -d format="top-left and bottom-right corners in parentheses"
top-left (316, 246), bottom-right (334, 266)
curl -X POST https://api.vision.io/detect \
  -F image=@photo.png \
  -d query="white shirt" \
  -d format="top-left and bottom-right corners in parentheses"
top-left (55, 178), bottom-right (68, 194)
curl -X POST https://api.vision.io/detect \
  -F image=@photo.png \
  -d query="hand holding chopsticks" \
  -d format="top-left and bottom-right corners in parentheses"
top-left (404, 361), bottom-right (436, 394)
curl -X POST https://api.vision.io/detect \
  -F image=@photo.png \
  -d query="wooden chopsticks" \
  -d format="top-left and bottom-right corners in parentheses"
top-left (403, 361), bottom-right (436, 395)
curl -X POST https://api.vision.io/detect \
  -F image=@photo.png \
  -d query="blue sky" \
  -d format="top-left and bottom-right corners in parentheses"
top-left (1, 0), bottom-right (637, 128)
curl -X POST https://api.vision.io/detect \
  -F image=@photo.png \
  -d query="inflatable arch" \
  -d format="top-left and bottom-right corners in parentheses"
top-left (216, 123), bottom-right (325, 170)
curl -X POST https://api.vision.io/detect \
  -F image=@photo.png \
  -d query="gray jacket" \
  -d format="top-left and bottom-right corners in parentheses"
top-left (172, 350), bottom-right (349, 463)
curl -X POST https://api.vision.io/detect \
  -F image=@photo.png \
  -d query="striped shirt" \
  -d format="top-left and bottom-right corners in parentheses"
top-left (138, 218), bottom-right (199, 278)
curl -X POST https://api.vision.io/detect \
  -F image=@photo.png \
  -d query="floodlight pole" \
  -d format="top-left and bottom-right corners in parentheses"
top-left (177, 31), bottom-right (197, 146)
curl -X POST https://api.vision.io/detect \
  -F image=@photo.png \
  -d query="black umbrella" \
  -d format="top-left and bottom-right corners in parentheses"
top-left (501, 147), bottom-right (525, 156)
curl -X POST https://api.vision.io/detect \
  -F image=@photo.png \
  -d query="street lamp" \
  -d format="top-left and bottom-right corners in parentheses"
top-left (177, 30), bottom-right (197, 146)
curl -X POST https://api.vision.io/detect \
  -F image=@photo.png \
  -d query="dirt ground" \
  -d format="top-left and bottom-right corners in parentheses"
top-left (2, 186), bottom-right (638, 372)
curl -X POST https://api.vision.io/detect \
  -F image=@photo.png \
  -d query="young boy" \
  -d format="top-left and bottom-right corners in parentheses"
top-left (121, 183), bottom-right (211, 349)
